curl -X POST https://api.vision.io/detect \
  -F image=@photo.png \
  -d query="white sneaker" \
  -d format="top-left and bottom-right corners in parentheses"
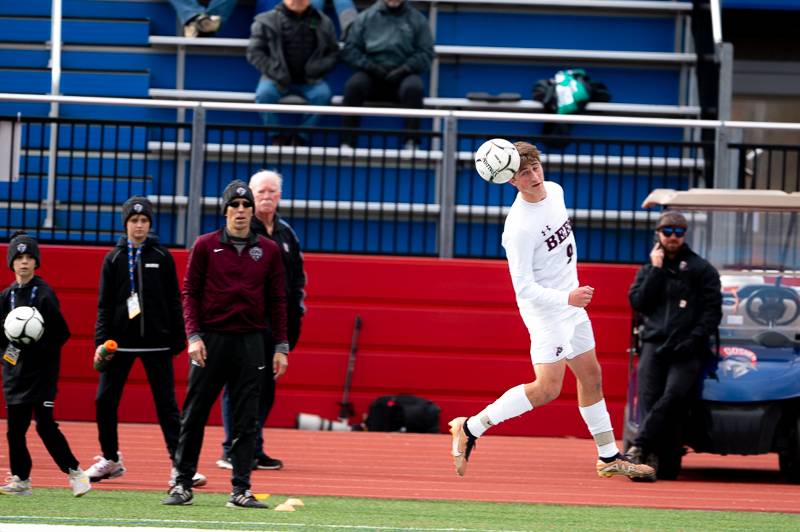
top-left (168, 467), bottom-right (208, 488)
top-left (68, 468), bottom-right (91, 497)
top-left (85, 453), bottom-right (126, 482)
top-left (0, 475), bottom-right (31, 496)
top-left (215, 456), bottom-right (233, 470)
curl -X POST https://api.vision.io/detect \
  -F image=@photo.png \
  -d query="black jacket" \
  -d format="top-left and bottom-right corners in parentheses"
top-left (0, 276), bottom-right (70, 404)
top-left (95, 236), bottom-right (186, 355)
top-left (247, 5), bottom-right (339, 88)
top-left (252, 213), bottom-right (305, 350)
top-left (628, 244), bottom-right (722, 350)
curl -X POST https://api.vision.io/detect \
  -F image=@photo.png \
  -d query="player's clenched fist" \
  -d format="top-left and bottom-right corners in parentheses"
top-left (568, 285), bottom-right (595, 308)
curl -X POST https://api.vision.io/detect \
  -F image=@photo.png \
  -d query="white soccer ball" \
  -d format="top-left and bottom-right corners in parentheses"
top-left (474, 138), bottom-right (521, 184)
top-left (4, 306), bottom-right (44, 345)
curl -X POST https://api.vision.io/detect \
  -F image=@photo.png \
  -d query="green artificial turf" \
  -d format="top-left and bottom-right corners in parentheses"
top-left (0, 489), bottom-right (797, 531)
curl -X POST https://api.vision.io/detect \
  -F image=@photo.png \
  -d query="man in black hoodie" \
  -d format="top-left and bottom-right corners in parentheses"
top-left (88, 196), bottom-right (205, 488)
top-left (628, 211), bottom-right (722, 477)
top-left (247, 0), bottom-right (339, 146)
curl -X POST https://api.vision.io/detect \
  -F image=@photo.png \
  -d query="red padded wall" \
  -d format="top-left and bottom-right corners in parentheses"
top-left (0, 245), bottom-right (638, 437)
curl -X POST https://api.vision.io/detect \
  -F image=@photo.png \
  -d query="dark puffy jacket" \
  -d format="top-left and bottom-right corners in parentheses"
top-left (341, 0), bottom-right (434, 73)
top-left (628, 244), bottom-right (722, 346)
top-left (247, 5), bottom-right (339, 87)
top-left (95, 236), bottom-right (186, 355)
top-left (0, 276), bottom-right (70, 404)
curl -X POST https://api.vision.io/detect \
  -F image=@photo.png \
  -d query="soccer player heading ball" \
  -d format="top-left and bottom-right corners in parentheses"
top-left (450, 142), bottom-right (656, 482)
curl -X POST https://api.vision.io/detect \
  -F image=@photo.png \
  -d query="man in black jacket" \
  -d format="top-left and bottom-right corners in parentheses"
top-left (628, 211), bottom-right (722, 477)
top-left (217, 170), bottom-right (306, 471)
top-left (247, 0), bottom-right (339, 146)
top-left (88, 196), bottom-right (205, 488)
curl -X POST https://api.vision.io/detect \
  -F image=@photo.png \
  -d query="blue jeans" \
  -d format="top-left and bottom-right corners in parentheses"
top-left (255, 0), bottom-right (356, 33)
top-left (168, 0), bottom-right (238, 25)
top-left (255, 77), bottom-right (332, 133)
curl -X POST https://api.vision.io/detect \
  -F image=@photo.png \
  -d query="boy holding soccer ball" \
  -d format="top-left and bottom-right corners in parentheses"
top-left (0, 232), bottom-right (91, 497)
top-left (449, 142), bottom-right (656, 482)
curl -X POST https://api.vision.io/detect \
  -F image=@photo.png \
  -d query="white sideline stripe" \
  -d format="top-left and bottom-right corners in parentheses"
top-left (0, 519), bottom-right (531, 532)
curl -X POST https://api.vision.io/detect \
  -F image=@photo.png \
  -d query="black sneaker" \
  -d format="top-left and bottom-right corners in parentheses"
top-left (162, 484), bottom-right (193, 505)
top-left (253, 454), bottom-right (283, 471)
top-left (226, 489), bottom-right (268, 509)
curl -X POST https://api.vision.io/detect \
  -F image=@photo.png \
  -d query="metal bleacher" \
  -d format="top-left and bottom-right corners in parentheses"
top-left (0, 0), bottom-right (726, 261)
top-left (143, 0), bottom-right (700, 126)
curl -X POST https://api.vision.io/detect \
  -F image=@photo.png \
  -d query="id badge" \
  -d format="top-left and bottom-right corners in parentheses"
top-left (3, 344), bottom-right (21, 365)
top-left (127, 293), bottom-right (141, 319)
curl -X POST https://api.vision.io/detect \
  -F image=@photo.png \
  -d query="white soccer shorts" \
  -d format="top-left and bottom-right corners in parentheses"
top-left (529, 317), bottom-right (596, 365)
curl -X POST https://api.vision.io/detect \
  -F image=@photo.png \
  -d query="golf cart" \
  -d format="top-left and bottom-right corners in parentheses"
top-left (623, 188), bottom-right (800, 481)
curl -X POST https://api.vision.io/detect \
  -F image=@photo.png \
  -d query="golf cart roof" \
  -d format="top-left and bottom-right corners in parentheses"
top-left (642, 188), bottom-right (800, 211)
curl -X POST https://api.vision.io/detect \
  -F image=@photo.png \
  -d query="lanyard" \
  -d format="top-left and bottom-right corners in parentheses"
top-left (127, 239), bottom-right (143, 295)
top-left (10, 285), bottom-right (37, 310)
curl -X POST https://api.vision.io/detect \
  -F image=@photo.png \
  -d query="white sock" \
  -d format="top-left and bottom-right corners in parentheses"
top-left (578, 399), bottom-right (619, 458)
top-left (466, 384), bottom-right (533, 437)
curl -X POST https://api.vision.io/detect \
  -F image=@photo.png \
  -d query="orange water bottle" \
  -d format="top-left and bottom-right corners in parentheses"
top-left (93, 339), bottom-right (118, 372)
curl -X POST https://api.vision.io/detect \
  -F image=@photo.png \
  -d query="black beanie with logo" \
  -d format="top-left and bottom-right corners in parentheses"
top-left (7, 231), bottom-right (40, 271)
top-left (121, 196), bottom-right (154, 226)
top-left (221, 180), bottom-right (255, 215)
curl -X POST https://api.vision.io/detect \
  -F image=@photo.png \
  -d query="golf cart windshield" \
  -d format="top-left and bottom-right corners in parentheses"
top-left (642, 189), bottom-right (800, 346)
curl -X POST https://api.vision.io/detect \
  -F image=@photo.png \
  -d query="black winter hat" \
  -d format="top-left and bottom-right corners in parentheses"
top-left (221, 180), bottom-right (255, 215)
top-left (121, 196), bottom-right (154, 226)
top-left (7, 231), bottom-right (40, 271)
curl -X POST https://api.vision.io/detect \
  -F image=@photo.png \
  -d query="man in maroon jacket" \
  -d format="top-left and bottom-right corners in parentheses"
top-left (163, 180), bottom-right (288, 509)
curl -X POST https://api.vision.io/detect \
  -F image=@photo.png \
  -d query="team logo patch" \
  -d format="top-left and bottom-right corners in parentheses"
top-left (283, 242), bottom-right (290, 253)
top-left (134, 203), bottom-right (143, 213)
top-left (16, 243), bottom-right (26, 253)
top-left (236, 186), bottom-right (247, 197)
top-left (249, 247), bottom-right (263, 261)
top-left (679, 260), bottom-right (688, 271)
top-left (555, 346), bottom-right (563, 357)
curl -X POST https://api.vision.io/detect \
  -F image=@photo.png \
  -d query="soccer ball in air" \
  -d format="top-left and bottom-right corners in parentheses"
top-left (4, 306), bottom-right (44, 345)
top-left (474, 138), bottom-right (520, 184)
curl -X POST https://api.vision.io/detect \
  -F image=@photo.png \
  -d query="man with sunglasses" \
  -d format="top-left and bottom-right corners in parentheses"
top-left (164, 180), bottom-right (288, 508)
top-left (627, 211), bottom-right (721, 478)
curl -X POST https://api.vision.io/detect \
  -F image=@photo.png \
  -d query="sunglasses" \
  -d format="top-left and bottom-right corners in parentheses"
top-left (659, 226), bottom-right (686, 238)
top-left (229, 200), bottom-right (252, 209)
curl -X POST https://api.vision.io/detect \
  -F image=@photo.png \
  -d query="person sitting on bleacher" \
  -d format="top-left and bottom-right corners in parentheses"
top-left (247, 0), bottom-right (339, 146)
top-left (168, 0), bottom-right (238, 38)
top-left (339, 0), bottom-right (434, 149)
top-left (255, 0), bottom-right (357, 36)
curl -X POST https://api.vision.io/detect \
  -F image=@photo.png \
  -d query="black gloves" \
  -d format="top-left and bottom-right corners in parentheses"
top-left (386, 65), bottom-right (412, 84)
top-left (364, 62), bottom-right (388, 78)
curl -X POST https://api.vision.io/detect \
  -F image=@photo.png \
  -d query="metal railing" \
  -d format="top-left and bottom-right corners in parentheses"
top-left (1, 93), bottom-right (799, 264)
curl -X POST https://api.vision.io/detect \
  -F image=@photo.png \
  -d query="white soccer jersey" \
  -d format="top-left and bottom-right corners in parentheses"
top-left (502, 181), bottom-right (585, 331)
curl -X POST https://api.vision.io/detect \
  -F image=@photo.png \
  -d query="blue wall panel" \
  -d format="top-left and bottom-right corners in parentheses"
top-left (437, 63), bottom-right (680, 105)
top-left (0, 49), bottom-right (49, 69)
top-left (435, 12), bottom-right (676, 51)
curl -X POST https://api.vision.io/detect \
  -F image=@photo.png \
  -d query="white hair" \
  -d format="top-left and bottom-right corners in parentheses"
top-left (249, 169), bottom-right (283, 192)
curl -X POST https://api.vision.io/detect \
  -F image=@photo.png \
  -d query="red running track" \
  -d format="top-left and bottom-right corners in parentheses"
top-left (1, 420), bottom-right (798, 514)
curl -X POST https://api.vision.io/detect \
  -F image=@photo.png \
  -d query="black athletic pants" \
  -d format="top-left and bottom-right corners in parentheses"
top-left (635, 342), bottom-right (702, 454)
top-left (174, 331), bottom-right (264, 491)
top-left (95, 350), bottom-right (181, 462)
top-left (6, 401), bottom-right (79, 479)
top-left (220, 334), bottom-right (276, 459)
top-left (341, 70), bottom-right (425, 145)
